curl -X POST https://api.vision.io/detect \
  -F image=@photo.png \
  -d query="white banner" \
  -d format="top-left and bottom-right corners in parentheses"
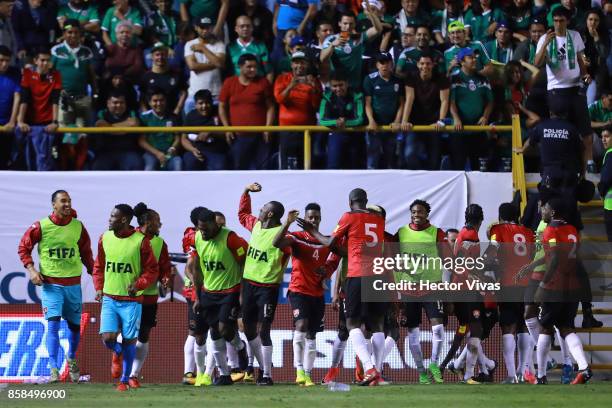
top-left (0, 171), bottom-right (510, 303)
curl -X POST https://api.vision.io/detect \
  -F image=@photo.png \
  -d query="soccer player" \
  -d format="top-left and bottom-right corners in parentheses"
top-left (298, 188), bottom-right (386, 385)
top-left (192, 208), bottom-right (249, 386)
top-left (128, 203), bottom-right (173, 388)
top-left (534, 198), bottom-right (593, 384)
top-left (238, 182), bottom-right (291, 385)
top-left (484, 203), bottom-right (535, 383)
top-left (395, 199), bottom-right (448, 384)
top-left (93, 204), bottom-right (159, 391)
top-left (18, 190), bottom-right (94, 383)
top-left (273, 203), bottom-right (332, 386)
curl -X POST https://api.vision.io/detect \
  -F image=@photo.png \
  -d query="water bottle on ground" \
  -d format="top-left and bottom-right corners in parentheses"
top-left (328, 381), bottom-right (350, 392)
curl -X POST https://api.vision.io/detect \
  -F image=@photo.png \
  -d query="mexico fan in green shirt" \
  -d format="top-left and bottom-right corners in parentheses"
top-left (127, 203), bottom-right (173, 388)
top-left (93, 204), bottom-right (159, 392)
top-left (227, 15), bottom-right (273, 83)
top-left (57, 0), bottom-right (100, 37)
top-left (101, 0), bottom-right (143, 45)
top-left (588, 91), bottom-right (612, 131)
top-left (18, 190), bottom-right (94, 383)
top-left (180, 0), bottom-right (228, 39)
top-left (443, 20), bottom-right (492, 77)
top-left (238, 182), bottom-right (291, 385)
top-left (191, 207), bottom-right (250, 386)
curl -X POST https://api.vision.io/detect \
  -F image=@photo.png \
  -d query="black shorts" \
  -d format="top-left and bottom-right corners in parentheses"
top-left (524, 278), bottom-right (540, 304)
top-left (343, 277), bottom-right (388, 320)
top-left (141, 303), bottom-right (158, 329)
top-left (400, 299), bottom-right (445, 328)
top-left (199, 291), bottom-right (240, 326)
top-left (240, 280), bottom-right (279, 324)
top-left (384, 306), bottom-right (399, 333)
top-left (288, 291), bottom-right (325, 334)
top-left (481, 305), bottom-right (499, 340)
top-left (454, 301), bottom-right (485, 328)
top-left (547, 87), bottom-right (591, 136)
top-left (187, 298), bottom-right (209, 335)
top-left (499, 301), bottom-right (525, 327)
top-left (539, 301), bottom-right (578, 328)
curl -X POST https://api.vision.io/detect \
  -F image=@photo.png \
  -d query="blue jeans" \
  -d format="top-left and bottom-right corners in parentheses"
top-left (366, 132), bottom-right (397, 169)
top-left (402, 132), bottom-right (442, 170)
top-left (143, 152), bottom-right (183, 170)
top-left (12, 127), bottom-right (57, 171)
top-left (91, 150), bottom-right (144, 170)
top-left (326, 132), bottom-right (366, 169)
top-left (278, 131), bottom-right (303, 169)
top-left (183, 149), bottom-right (228, 170)
top-left (230, 135), bottom-right (260, 170)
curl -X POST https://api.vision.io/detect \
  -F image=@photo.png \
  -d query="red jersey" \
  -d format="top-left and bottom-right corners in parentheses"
top-left (20, 68), bottom-right (61, 124)
top-left (489, 223), bottom-right (536, 287)
top-left (542, 221), bottom-right (580, 291)
top-left (181, 226), bottom-right (196, 299)
top-left (331, 210), bottom-right (385, 278)
top-left (452, 227), bottom-right (480, 283)
top-left (287, 231), bottom-right (331, 297)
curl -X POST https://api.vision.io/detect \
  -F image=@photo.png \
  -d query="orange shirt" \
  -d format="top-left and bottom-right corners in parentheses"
top-left (273, 72), bottom-right (322, 126)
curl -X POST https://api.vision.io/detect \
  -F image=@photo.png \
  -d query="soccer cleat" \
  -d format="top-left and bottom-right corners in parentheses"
top-left (112, 352), bottom-right (123, 379)
top-left (302, 374), bottom-right (315, 387)
top-left (116, 382), bottom-right (130, 392)
top-left (523, 369), bottom-right (537, 384)
top-left (67, 358), bottom-right (80, 383)
top-left (182, 372), bottom-right (196, 385)
top-left (561, 364), bottom-right (574, 384)
top-left (570, 368), bottom-right (593, 384)
top-left (475, 372), bottom-right (491, 383)
top-left (354, 356), bottom-right (364, 382)
top-left (257, 376), bottom-right (274, 386)
top-left (238, 342), bottom-right (249, 370)
top-left (194, 373), bottom-right (212, 387)
top-left (536, 376), bottom-right (548, 385)
top-left (448, 361), bottom-right (464, 379)
top-left (243, 366), bottom-right (255, 382)
top-left (359, 368), bottom-right (380, 386)
top-left (49, 367), bottom-right (60, 383)
top-left (428, 363), bottom-right (443, 383)
top-left (419, 372), bottom-right (431, 385)
top-left (461, 377), bottom-right (481, 385)
top-left (295, 368), bottom-right (306, 385)
top-left (213, 375), bottom-right (233, 386)
top-left (128, 377), bottom-right (141, 388)
top-left (321, 367), bottom-right (340, 384)
top-left (517, 374), bottom-right (525, 384)
top-left (502, 376), bottom-right (518, 384)
top-left (487, 360), bottom-right (498, 382)
top-left (230, 368), bottom-right (246, 383)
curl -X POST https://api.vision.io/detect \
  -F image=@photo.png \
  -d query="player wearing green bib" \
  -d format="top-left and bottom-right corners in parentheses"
top-left (395, 200), bottom-right (449, 384)
top-left (93, 204), bottom-right (159, 392)
top-left (238, 182), bottom-right (291, 385)
top-left (127, 203), bottom-right (173, 388)
top-left (18, 190), bottom-right (94, 383)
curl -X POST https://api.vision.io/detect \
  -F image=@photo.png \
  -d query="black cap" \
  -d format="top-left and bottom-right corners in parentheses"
top-left (349, 188), bottom-right (367, 202)
top-left (376, 52), bottom-right (393, 63)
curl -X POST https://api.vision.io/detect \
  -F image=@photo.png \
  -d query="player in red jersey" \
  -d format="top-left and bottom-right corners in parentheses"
top-left (273, 203), bottom-right (333, 386)
top-left (298, 188), bottom-right (386, 386)
top-left (533, 198), bottom-right (592, 384)
top-left (484, 203), bottom-right (535, 383)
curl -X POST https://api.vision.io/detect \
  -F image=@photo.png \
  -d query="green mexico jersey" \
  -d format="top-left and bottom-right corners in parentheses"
top-left (147, 11), bottom-right (178, 47)
top-left (604, 149), bottom-right (612, 210)
top-left (38, 217), bottom-right (83, 278)
top-left (444, 41), bottom-right (490, 75)
top-left (588, 100), bottom-right (612, 123)
top-left (396, 224), bottom-right (441, 283)
top-left (464, 8), bottom-right (503, 42)
top-left (102, 230), bottom-right (144, 296)
top-left (227, 40), bottom-right (271, 77)
top-left (362, 71), bottom-right (403, 125)
top-left (140, 110), bottom-right (180, 152)
top-left (51, 42), bottom-right (93, 95)
top-left (102, 7), bottom-right (143, 43)
top-left (243, 222), bottom-right (286, 284)
top-left (397, 47), bottom-right (445, 76)
top-left (195, 228), bottom-right (243, 291)
top-left (142, 235), bottom-right (164, 296)
top-left (180, 0), bottom-right (219, 21)
top-left (322, 32), bottom-right (368, 90)
top-left (57, 4), bottom-right (99, 26)
top-left (450, 71), bottom-right (493, 124)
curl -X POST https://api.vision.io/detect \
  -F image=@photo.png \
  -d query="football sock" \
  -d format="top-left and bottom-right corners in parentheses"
top-left (517, 332), bottom-right (533, 375)
top-left (205, 340), bottom-right (215, 376)
top-left (407, 328), bottom-right (424, 371)
top-left (502, 334), bottom-right (516, 378)
top-left (239, 331), bottom-right (254, 365)
top-left (536, 334), bottom-right (551, 378)
top-left (120, 342), bottom-right (136, 383)
top-left (455, 345), bottom-right (468, 369)
top-left (304, 338), bottom-right (317, 376)
top-left (67, 326), bottom-right (80, 360)
top-left (331, 337), bottom-right (346, 367)
top-left (293, 331), bottom-right (306, 370)
top-left (465, 337), bottom-right (479, 380)
top-left (525, 317), bottom-right (541, 344)
top-left (184, 335), bottom-right (196, 373)
top-left (555, 327), bottom-right (573, 366)
top-left (194, 341), bottom-right (207, 375)
top-left (226, 341), bottom-right (238, 369)
top-left (230, 333), bottom-right (245, 351)
top-left (477, 342), bottom-right (495, 374)
top-left (565, 332), bottom-right (588, 370)
top-left (262, 345), bottom-right (273, 378)
top-left (248, 336), bottom-right (264, 370)
top-left (47, 320), bottom-right (61, 370)
top-left (212, 338), bottom-right (230, 376)
top-left (431, 324), bottom-right (444, 364)
top-left (381, 336), bottom-right (396, 366)
top-left (371, 332), bottom-right (385, 373)
top-left (349, 328), bottom-right (374, 371)
top-left (130, 341), bottom-right (149, 378)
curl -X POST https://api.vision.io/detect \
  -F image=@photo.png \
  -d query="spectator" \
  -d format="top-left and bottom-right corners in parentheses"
top-left (227, 15), bottom-right (274, 83)
top-left (402, 52), bottom-right (450, 170)
top-left (12, 0), bottom-right (58, 61)
top-left (357, 0), bottom-right (395, 63)
top-left (97, 70), bottom-right (139, 112)
top-left (57, 0), bottom-right (100, 36)
top-left (228, 0), bottom-right (275, 50)
top-left (0, 1), bottom-right (17, 64)
top-left (104, 21), bottom-right (144, 84)
top-left (364, 52), bottom-right (405, 169)
top-left (218, 53), bottom-right (275, 169)
top-left (272, 0), bottom-right (317, 61)
top-left (444, 20), bottom-right (491, 77)
top-left (0, 45), bottom-right (20, 169)
top-left (184, 17), bottom-right (226, 110)
top-left (504, 60), bottom-right (541, 128)
top-left (513, 18), bottom-right (546, 65)
top-left (138, 89), bottom-right (182, 171)
top-left (395, 0), bottom-right (430, 35)
top-left (589, 90), bottom-right (612, 131)
top-left (485, 21), bottom-right (515, 64)
top-left (450, 47), bottom-right (494, 171)
top-left (146, 0), bottom-right (179, 48)
top-left (101, 0), bottom-right (143, 46)
top-left (582, 9), bottom-right (610, 104)
top-left (170, 22), bottom-right (195, 80)
top-left (320, 7), bottom-right (382, 91)
top-left (464, 0), bottom-right (503, 43)
top-left (141, 42), bottom-right (187, 115)
top-left (51, 20), bottom-right (97, 171)
top-left (535, 7), bottom-right (593, 171)
top-left (319, 72), bottom-right (365, 169)
top-left (312, 0), bottom-right (342, 32)
top-left (305, 20), bottom-right (334, 78)
top-left (91, 91), bottom-right (143, 170)
top-left (599, 128), bottom-right (611, 241)
top-left (506, 0), bottom-right (534, 41)
top-left (432, 0), bottom-right (466, 45)
top-left (547, 0), bottom-right (587, 31)
top-left (179, 0), bottom-right (229, 40)
top-left (389, 24), bottom-right (415, 70)
top-left (272, 30), bottom-right (303, 75)
top-left (15, 47), bottom-right (60, 171)
top-left (273, 50), bottom-right (322, 169)
top-left (181, 89), bottom-right (228, 170)
top-left (396, 25), bottom-right (444, 78)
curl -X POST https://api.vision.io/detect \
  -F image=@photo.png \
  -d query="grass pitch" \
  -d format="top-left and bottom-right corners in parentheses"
top-left (2, 382), bottom-right (612, 408)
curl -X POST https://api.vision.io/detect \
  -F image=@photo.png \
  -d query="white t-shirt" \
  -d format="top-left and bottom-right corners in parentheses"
top-left (184, 38), bottom-right (226, 98)
top-left (536, 29), bottom-right (585, 90)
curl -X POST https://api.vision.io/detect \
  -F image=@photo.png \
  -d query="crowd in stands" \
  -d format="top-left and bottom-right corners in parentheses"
top-left (0, 0), bottom-right (610, 171)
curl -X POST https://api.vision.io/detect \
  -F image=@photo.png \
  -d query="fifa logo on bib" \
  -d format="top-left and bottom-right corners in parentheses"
top-left (203, 261), bottom-right (226, 271)
top-left (105, 261), bottom-right (134, 273)
top-left (48, 248), bottom-right (76, 258)
top-left (247, 246), bottom-right (268, 262)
